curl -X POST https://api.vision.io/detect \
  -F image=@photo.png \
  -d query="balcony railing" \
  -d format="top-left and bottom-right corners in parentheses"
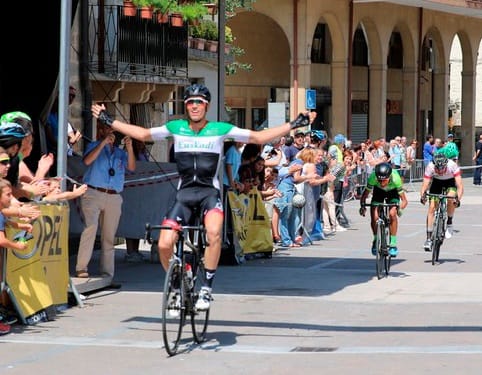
top-left (88, 5), bottom-right (188, 83)
top-left (467, 0), bottom-right (482, 8)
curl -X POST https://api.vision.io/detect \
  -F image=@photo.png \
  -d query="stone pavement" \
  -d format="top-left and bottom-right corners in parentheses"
top-left (1, 177), bottom-right (482, 374)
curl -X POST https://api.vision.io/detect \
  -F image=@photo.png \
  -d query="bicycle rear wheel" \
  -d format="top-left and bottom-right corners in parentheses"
top-left (191, 259), bottom-right (209, 343)
top-left (375, 223), bottom-right (385, 279)
top-left (162, 260), bottom-right (185, 356)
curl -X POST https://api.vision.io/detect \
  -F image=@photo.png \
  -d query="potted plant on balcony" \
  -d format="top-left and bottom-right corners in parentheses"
top-left (179, 1), bottom-right (208, 25)
top-left (132, 0), bottom-right (154, 19)
top-left (225, 25), bottom-right (234, 54)
top-left (150, 0), bottom-right (175, 23)
top-left (123, 0), bottom-right (137, 17)
top-left (190, 22), bottom-right (206, 50)
top-left (202, 19), bottom-right (219, 53)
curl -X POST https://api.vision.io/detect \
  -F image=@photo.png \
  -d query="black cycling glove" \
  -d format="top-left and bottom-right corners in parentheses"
top-left (289, 113), bottom-right (310, 130)
top-left (98, 110), bottom-right (114, 127)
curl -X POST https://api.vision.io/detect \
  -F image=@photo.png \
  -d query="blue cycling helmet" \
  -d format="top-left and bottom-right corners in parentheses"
top-left (0, 122), bottom-right (27, 148)
top-left (333, 133), bottom-right (346, 145)
top-left (183, 84), bottom-right (211, 103)
top-left (311, 130), bottom-right (326, 142)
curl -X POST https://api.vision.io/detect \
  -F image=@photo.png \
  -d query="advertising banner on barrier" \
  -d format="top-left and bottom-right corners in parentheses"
top-left (228, 189), bottom-right (272, 256)
top-left (67, 157), bottom-right (179, 240)
top-left (5, 203), bottom-right (69, 323)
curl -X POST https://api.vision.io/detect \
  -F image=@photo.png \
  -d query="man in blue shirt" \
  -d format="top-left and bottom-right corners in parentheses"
top-left (75, 123), bottom-right (136, 284)
top-left (423, 134), bottom-right (434, 167)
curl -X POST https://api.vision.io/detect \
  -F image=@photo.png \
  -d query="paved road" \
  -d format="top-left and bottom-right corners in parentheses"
top-left (1, 178), bottom-right (482, 374)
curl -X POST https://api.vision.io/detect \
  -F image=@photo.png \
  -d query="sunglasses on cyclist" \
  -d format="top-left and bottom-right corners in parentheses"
top-left (185, 98), bottom-right (208, 106)
top-left (0, 158), bottom-right (10, 165)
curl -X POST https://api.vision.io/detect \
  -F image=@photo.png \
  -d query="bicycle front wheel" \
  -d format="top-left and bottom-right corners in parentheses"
top-left (375, 222), bottom-right (385, 279)
top-left (191, 259), bottom-right (209, 343)
top-left (162, 259), bottom-right (185, 356)
top-left (344, 190), bottom-right (355, 202)
top-left (431, 214), bottom-right (442, 265)
top-left (384, 226), bottom-right (391, 276)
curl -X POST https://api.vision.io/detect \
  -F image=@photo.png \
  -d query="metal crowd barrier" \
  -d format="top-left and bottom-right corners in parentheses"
top-left (345, 160), bottom-right (426, 195)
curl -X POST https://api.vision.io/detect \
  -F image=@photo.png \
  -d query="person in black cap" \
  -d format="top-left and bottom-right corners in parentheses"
top-left (284, 129), bottom-right (305, 163)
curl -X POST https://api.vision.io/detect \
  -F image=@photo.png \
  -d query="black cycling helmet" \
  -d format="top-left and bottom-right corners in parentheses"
top-left (433, 152), bottom-right (448, 170)
top-left (375, 162), bottom-right (392, 181)
top-left (183, 84), bottom-right (211, 103)
top-left (0, 122), bottom-right (27, 148)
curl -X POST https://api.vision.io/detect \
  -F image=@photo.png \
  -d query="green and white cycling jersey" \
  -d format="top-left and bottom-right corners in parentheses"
top-left (365, 170), bottom-right (404, 194)
top-left (150, 119), bottom-right (250, 190)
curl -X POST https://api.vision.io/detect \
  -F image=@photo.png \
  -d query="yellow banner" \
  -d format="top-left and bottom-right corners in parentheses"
top-left (228, 189), bottom-right (272, 255)
top-left (5, 203), bottom-right (70, 319)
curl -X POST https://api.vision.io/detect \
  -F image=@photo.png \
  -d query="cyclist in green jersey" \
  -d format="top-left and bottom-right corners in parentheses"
top-left (359, 162), bottom-right (408, 257)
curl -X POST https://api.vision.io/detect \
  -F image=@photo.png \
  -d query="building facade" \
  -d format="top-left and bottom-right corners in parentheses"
top-left (83, 1), bottom-right (482, 165)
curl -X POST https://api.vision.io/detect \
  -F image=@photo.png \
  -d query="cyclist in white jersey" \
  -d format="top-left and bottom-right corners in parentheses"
top-left (420, 152), bottom-right (463, 250)
top-left (91, 84), bottom-right (316, 311)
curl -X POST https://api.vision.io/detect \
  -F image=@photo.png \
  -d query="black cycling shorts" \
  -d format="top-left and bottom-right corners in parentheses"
top-left (164, 186), bottom-right (223, 225)
top-left (371, 186), bottom-right (400, 204)
top-left (429, 177), bottom-right (456, 194)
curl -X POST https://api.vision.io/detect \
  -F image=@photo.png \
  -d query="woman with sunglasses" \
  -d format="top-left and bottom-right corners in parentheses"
top-left (0, 147), bottom-right (11, 178)
top-left (91, 83), bottom-right (316, 312)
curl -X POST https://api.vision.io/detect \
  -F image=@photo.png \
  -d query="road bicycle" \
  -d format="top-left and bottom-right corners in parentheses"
top-left (145, 214), bottom-right (209, 356)
top-left (425, 190), bottom-right (456, 265)
top-left (343, 174), bottom-right (364, 202)
top-left (361, 202), bottom-right (399, 279)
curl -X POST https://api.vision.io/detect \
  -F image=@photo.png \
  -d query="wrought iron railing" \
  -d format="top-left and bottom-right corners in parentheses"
top-left (88, 5), bottom-right (188, 82)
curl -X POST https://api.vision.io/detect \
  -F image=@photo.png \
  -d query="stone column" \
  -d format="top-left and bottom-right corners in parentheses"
top-left (460, 69), bottom-right (476, 166)
top-left (403, 66), bottom-right (418, 139)
top-left (331, 60), bottom-right (348, 135)
top-left (369, 63), bottom-right (387, 139)
top-left (432, 71), bottom-right (449, 139)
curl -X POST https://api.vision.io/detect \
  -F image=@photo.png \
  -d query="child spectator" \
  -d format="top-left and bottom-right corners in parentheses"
top-left (0, 178), bottom-right (34, 333)
top-left (41, 178), bottom-right (87, 203)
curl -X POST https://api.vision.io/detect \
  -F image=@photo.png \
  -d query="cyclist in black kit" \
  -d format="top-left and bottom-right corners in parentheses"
top-left (92, 84), bottom-right (315, 310)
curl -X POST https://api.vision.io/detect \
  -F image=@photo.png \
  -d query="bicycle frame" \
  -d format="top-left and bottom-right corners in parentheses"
top-left (426, 190), bottom-right (453, 264)
top-left (363, 202), bottom-right (398, 279)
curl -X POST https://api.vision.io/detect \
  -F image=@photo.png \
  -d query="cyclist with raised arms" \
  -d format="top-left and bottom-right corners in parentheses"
top-left (91, 84), bottom-right (315, 311)
top-left (420, 152), bottom-right (463, 250)
top-left (359, 162), bottom-right (408, 257)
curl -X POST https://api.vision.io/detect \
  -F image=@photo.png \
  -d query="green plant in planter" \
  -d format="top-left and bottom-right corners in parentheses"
top-left (225, 26), bottom-right (234, 44)
top-left (179, 2), bottom-right (208, 24)
top-left (149, 0), bottom-right (175, 15)
top-left (132, 0), bottom-right (152, 7)
top-left (202, 20), bottom-right (218, 41)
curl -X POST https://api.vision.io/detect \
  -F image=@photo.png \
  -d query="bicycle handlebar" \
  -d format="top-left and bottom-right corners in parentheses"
top-left (361, 202), bottom-right (399, 207)
top-left (425, 193), bottom-right (457, 199)
top-left (144, 222), bottom-right (206, 245)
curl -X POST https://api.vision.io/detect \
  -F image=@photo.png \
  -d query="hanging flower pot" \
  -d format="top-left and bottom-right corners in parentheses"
top-left (170, 13), bottom-right (184, 27)
top-left (123, 0), bottom-right (137, 17)
top-left (140, 6), bottom-right (153, 19)
top-left (157, 12), bottom-right (169, 24)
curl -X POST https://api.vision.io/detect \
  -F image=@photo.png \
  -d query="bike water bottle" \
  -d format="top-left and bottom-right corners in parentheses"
top-left (185, 263), bottom-right (193, 289)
